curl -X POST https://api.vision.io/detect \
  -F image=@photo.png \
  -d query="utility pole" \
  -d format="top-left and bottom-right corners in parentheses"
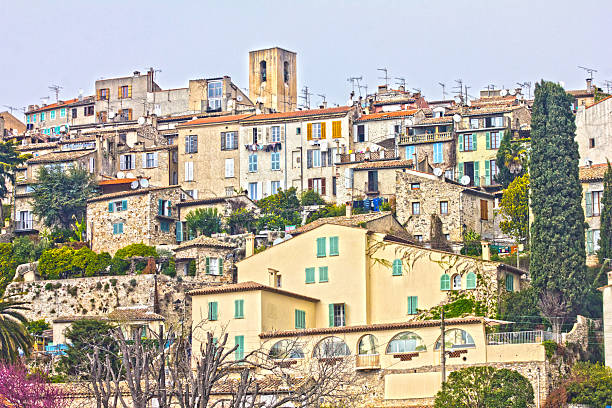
top-left (438, 82), bottom-right (446, 99)
top-left (48, 84), bottom-right (63, 103)
top-left (377, 67), bottom-right (389, 88)
top-left (441, 306), bottom-right (446, 383)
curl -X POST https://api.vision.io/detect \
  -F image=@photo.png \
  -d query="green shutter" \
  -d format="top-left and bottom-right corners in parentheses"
top-left (176, 221), bottom-right (183, 242)
top-left (329, 304), bottom-right (335, 327)
top-left (505, 275), bottom-right (514, 292)
top-left (295, 309), bottom-right (306, 329)
top-left (208, 302), bottom-right (218, 321)
top-left (458, 134), bottom-right (463, 151)
top-left (474, 161), bottom-right (480, 186)
top-left (219, 258), bottom-right (223, 275)
top-left (441, 274), bottom-right (450, 291)
top-left (305, 267), bottom-right (315, 283)
top-left (392, 259), bottom-right (402, 276)
top-left (168, 201), bottom-right (172, 216)
top-left (472, 133), bottom-right (477, 150)
top-left (316, 237), bottom-right (326, 257)
top-left (108, 202), bottom-right (114, 212)
top-left (235, 299), bottom-right (244, 318)
top-left (122, 199), bottom-right (128, 210)
top-left (458, 162), bottom-right (464, 180)
top-left (329, 236), bottom-right (339, 256)
top-left (235, 335), bottom-right (244, 360)
top-left (485, 160), bottom-right (490, 186)
top-left (158, 199), bottom-right (163, 215)
top-left (407, 296), bottom-right (418, 315)
top-left (585, 192), bottom-right (593, 217)
top-left (205, 257), bottom-right (210, 274)
top-left (466, 272), bottom-right (477, 289)
top-left (486, 132), bottom-right (490, 149)
top-left (586, 230), bottom-right (594, 254)
top-left (319, 266), bottom-right (329, 282)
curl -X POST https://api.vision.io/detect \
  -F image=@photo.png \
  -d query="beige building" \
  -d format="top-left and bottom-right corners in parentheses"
top-left (580, 163), bottom-right (607, 266)
top-left (600, 271), bottom-right (612, 368)
top-left (248, 47), bottom-right (297, 113)
top-left (395, 170), bottom-right (496, 245)
top-left (0, 111), bottom-right (26, 137)
top-left (86, 185), bottom-right (184, 255)
top-left (576, 95), bottom-right (612, 167)
top-left (174, 235), bottom-right (237, 282)
top-left (188, 76), bottom-right (254, 114)
top-left (25, 96), bottom-right (96, 136)
top-left (239, 106), bottom-right (356, 202)
top-left (177, 114), bottom-right (252, 199)
top-left (352, 109), bottom-right (420, 153)
top-left (116, 144), bottom-right (178, 187)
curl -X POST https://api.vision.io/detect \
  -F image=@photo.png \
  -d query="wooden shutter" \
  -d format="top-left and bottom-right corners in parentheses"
top-left (308, 178), bottom-right (313, 190)
top-left (321, 122), bottom-right (326, 139)
top-left (108, 202), bottom-right (114, 213)
top-left (218, 258), bottom-right (223, 275)
top-left (585, 192), bottom-right (593, 217)
top-left (458, 134), bottom-right (463, 151)
top-left (220, 133), bottom-right (225, 150)
top-left (457, 162), bottom-right (464, 180)
top-left (392, 259), bottom-right (402, 276)
top-left (265, 127), bottom-right (271, 143)
top-left (474, 161), bottom-right (480, 186)
top-left (319, 266), bottom-right (328, 282)
top-left (586, 230), bottom-right (594, 254)
top-left (280, 125), bottom-right (285, 142)
top-left (485, 160), bottom-right (490, 185)
top-left (332, 121), bottom-right (341, 138)
top-left (128, 85), bottom-right (132, 98)
top-left (330, 236), bottom-right (339, 256)
top-left (122, 200), bottom-right (128, 210)
top-left (305, 267), bottom-right (315, 283)
top-left (205, 257), bottom-right (210, 274)
top-left (176, 221), bottom-right (183, 242)
top-left (317, 237), bottom-right (326, 257)
top-left (466, 272), bottom-right (476, 289)
top-left (142, 153), bottom-right (147, 168)
top-left (128, 109), bottom-right (132, 120)
top-left (307, 123), bottom-right (313, 140)
top-left (321, 178), bottom-right (326, 195)
top-left (118, 86), bottom-right (122, 98)
top-left (472, 133), bottom-right (477, 150)
top-left (306, 150), bottom-right (313, 168)
top-left (329, 304), bottom-right (335, 327)
top-left (480, 199), bottom-right (488, 220)
top-left (158, 199), bottom-right (163, 215)
top-left (235, 336), bottom-right (244, 359)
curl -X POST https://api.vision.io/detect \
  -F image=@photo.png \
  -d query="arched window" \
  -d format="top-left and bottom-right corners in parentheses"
top-left (386, 331), bottom-right (426, 354)
top-left (357, 335), bottom-right (378, 355)
top-left (268, 340), bottom-right (304, 360)
top-left (466, 272), bottom-right (477, 289)
top-left (452, 274), bottom-right (462, 290)
top-left (260, 60), bottom-right (267, 82)
top-left (440, 274), bottom-right (450, 291)
top-left (392, 259), bottom-right (402, 276)
top-left (434, 329), bottom-right (475, 350)
top-left (283, 61), bottom-right (289, 83)
top-left (313, 336), bottom-right (350, 358)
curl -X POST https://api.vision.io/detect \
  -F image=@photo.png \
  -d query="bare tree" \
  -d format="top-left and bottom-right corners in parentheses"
top-left (538, 291), bottom-right (568, 342)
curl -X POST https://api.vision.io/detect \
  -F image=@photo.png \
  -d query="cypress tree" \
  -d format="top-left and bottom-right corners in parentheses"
top-left (530, 81), bottom-right (587, 311)
top-left (598, 162), bottom-right (612, 264)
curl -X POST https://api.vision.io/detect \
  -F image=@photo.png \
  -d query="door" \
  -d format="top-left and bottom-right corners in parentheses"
top-left (464, 162), bottom-right (474, 186)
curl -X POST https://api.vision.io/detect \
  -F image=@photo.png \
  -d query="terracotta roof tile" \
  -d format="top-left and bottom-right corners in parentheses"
top-left (176, 235), bottom-right (237, 250)
top-left (87, 185), bottom-right (181, 203)
top-left (58, 137), bottom-right (95, 144)
top-left (357, 109), bottom-right (419, 122)
top-left (580, 163), bottom-right (609, 182)
top-left (188, 281), bottom-right (320, 302)
top-left (352, 159), bottom-right (413, 170)
top-left (106, 306), bottom-right (164, 322)
top-left (27, 150), bottom-right (92, 164)
top-left (181, 114), bottom-right (253, 126)
top-left (26, 98), bottom-right (86, 114)
top-left (292, 212), bottom-right (392, 235)
top-left (465, 105), bottom-right (521, 116)
top-left (16, 142), bottom-right (58, 151)
top-left (415, 116), bottom-right (454, 125)
top-left (586, 95), bottom-right (612, 108)
top-left (240, 106), bottom-right (353, 122)
top-left (98, 178), bottom-right (138, 186)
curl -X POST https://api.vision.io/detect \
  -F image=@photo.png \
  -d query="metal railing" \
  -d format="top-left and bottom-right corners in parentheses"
top-left (399, 132), bottom-right (453, 145)
top-left (487, 330), bottom-right (554, 345)
top-left (355, 354), bottom-right (380, 369)
top-left (338, 150), bottom-right (397, 163)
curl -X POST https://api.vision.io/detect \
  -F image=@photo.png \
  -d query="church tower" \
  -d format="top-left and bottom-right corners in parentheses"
top-left (249, 47), bottom-right (297, 113)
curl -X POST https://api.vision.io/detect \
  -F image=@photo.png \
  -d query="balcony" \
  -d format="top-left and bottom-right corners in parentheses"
top-left (487, 330), bottom-right (554, 345)
top-left (399, 132), bottom-right (453, 145)
top-left (338, 150), bottom-right (397, 163)
top-left (14, 220), bottom-right (36, 232)
top-left (355, 354), bottom-right (380, 370)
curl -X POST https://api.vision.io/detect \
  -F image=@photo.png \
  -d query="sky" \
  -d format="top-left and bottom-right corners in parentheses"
top-left (1, 0), bottom-right (611, 119)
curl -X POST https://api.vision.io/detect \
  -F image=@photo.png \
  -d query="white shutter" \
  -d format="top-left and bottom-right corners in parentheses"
top-left (153, 152), bottom-right (158, 167)
top-left (120, 155), bottom-right (126, 170)
top-left (344, 168), bottom-right (353, 188)
top-left (266, 180), bottom-right (272, 196)
top-left (130, 154), bottom-right (135, 169)
top-left (257, 181), bottom-right (263, 200)
top-left (280, 179), bottom-right (285, 190)
top-left (142, 153), bottom-right (147, 168)
top-left (364, 125), bottom-right (369, 141)
top-left (225, 158), bottom-right (234, 178)
top-left (353, 125), bottom-right (358, 142)
top-left (192, 189), bottom-right (198, 199)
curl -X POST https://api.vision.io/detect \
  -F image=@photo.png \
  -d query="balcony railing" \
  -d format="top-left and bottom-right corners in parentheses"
top-left (487, 330), bottom-right (554, 345)
top-left (399, 132), bottom-right (453, 145)
top-left (355, 354), bottom-right (380, 370)
top-left (15, 220), bottom-right (35, 231)
top-left (338, 150), bottom-right (396, 163)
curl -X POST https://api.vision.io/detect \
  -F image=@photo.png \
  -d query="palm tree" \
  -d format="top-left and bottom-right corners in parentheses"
top-left (0, 299), bottom-right (33, 363)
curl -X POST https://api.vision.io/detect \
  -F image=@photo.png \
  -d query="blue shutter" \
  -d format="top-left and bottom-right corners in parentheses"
top-left (485, 160), bottom-right (490, 186)
top-left (316, 237), bottom-right (326, 257)
top-left (122, 200), bottom-right (128, 211)
top-left (168, 201), bottom-right (172, 216)
top-left (392, 259), bottom-right (402, 276)
top-left (474, 161), bottom-right (480, 186)
top-left (305, 267), bottom-right (315, 283)
top-left (329, 304), bottom-right (335, 327)
top-left (458, 162), bottom-right (464, 181)
top-left (441, 274), bottom-right (450, 290)
top-left (505, 275), bottom-right (514, 292)
top-left (158, 199), bottom-right (163, 215)
top-left (208, 302), bottom-right (218, 321)
top-left (176, 221), bottom-right (183, 242)
top-left (586, 230), bottom-right (594, 254)
top-left (329, 236), bottom-right (339, 256)
top-left (407, 296), bottom-right (418, 315)
top-left (458, 134), bottom-right (463, 151)
top-left (472, 133), bottom-right (477, 150)
top-left (319, 266), bottom-right (329, 282)
top-left (486, 132), bottom-right (491, 149)
top-left (108, 202), bottom-right (114, 212)
top-left (235, 335), bottom-right (244, 360)
top-left (585, 192), bottom-right (593, 217)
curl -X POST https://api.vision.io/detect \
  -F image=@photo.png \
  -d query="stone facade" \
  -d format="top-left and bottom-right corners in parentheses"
top-left (174, 236), bottom-right (237, 283)
top-left (116, 145), bottom-right (178, 187)
top-left (576, 96), bottom-right (612, 166)
top-left (188, 76), bottom-right (254, 113)
top-left (248, 47), bottom-right (298, 113)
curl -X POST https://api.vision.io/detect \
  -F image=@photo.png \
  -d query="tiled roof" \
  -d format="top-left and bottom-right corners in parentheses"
top-left (259, 317), bottom-right (485, 339)
top-left (58, 137), bottom-right (95, 144)
top-left (27, 150), bottom-right (92, 164)
top-left (54, 314), bottom-right (105, 323)
top-left (26, 98), bottom-right (81, 114)
top-left (176, 235), bottom-right (237, 250)
top-left (240, 106), bottom-right (353, 122)
top-left (292, 212), bottom-right (392, 235)
top-left (415, 116), bottom-right (454, 125)
top-left (357, 109), bottom-right (418, 122)
top-left (469, 95), bottom-right (517, 108)
top-left (352, 159), bottom-right (413, 170)
top-left (181, 113), bottom-right (253, 126)
top-left (16, 142), bottom-right (58, 151)
top-left (188, 281), bottom-right (320, 302)
top-left (580, 163), bottom-right (609, 182)
top-left (465, 105), bottom-right (521, 116)
top-left (106, 306), bottom-right (164, 322)
top-left (98, 178), bottom-right (138, 186)
top-left (87, 185), bottom-right (180, 203)
top-left (176, 194), bottom-right (253, 207)
top-left (567, 89), bottom-right (595, 97)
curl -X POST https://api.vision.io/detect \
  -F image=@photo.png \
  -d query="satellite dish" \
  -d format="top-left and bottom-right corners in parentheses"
top-left (510, 89), bottom-right (517, 96)
top-left (500, 89), bottom-right (508, 97)
top-left (453, 114), bottom-right (462, 123)
top-left (130, 180), bottom-right (139, 190)
top-left (518, 94), bottom-right (525, 100)
top-left (237, 95), bottom-right (243, 102)
top-left (454, 96), bottom-right (462, 104)
top-left (137, 117), bottom-right (146, 125)
top-left (126, 172), bottom-right (135, 179)
top-left (117, 171), bottom-right (125, 178)
top-left (108, 112), bottom-right (116, 119)
top-left (433, 167), bottom-right (443, 177)
top-left (460, 175), bottom-right (471, 185)
top-left (139, 178), bottom-right (149, 188)
top-left (60, 125), bottom-right (66, 132)
top-left (406, 118), bottom-right (413, 126)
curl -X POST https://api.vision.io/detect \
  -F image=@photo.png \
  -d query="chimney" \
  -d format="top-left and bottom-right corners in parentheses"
top-left (399, 85), bottom-right (405, 92)
top-left (481, 241), bottom-right (490, 261)
top-left (586, 78), bottom-right (593, 92)
top-left (134, 71), bottom-right (140, 77)
top-left (345, 202), bottom-right (352, 218)
top-left (378, 84), bottom-right (387, 93)
top-left (245, 233), bottom-right (255, 258)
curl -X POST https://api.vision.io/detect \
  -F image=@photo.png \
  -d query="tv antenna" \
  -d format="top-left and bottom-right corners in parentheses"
top-left (377, 67), bottom-right (389, 88)
top-left (317, 93), bottom-right (326, 103)
top-left (603, 80), bottom-right (612, 94)
top-left (3, 105), bottom-right (25, 115)
top-left (412, 88), bottom-right (422, 94)
top-left (516, 81), bottom-right (532, 99)
top-left (358, 84), bottom-right (368, 98)
top-left (347, 76), bottom-right (363, 95)
top-left (395, 77), bottom-right (406, 90)
top-left (299, 86), bottom-right (312, 109)
top-left (485, 84), bottom-right (495, 97)
top-left (578, 66), bottom-right (597, 80)
top-left (453, 79), bottom-right (464, 103)
top-left (438, 82), bottom-right (446, 99)
top-left (49, 84), bottom-right (63, 103)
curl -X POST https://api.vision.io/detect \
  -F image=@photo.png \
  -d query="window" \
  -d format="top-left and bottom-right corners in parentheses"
top-left (487, 160), bottom-right (498, 185)
top-left (112, 222), bottom-right (124, 235)
top-left (332, 176), bottom-right (337, 196)
top-left (269, 339), bottom-right (304, 359)
top-left (415, 235), bottom-right (423, 242)
top-left (452, 274), bottom-right (462, 290)
top-left (119, 154), bottom-right (134, 170)
top-left (312, 150), bottom-right (321, 167)
top-left (185, 135), bottom-right (198, 153)
top-left (60, 108), bottom-right (66, 118)
top-left (185, 189), bottom-right (198, 199)
top-left (71, 108), bottom-right (77, 118)
top-left (248, 182), bottom-right (258, 200)
top-left (119, 109), bottom-right (132, 121)
top-left (235, 336), bottom-right (244, 360)
top-left (260, 60), bottom-right (267, 82)
top-left (412, 202), bottom-right (420, 215)
top-left (248, 154), bottom-right (258, 172)
top-left (357, 124), bottom-right (365, 142)
top-left (305, 267), bottom-right (315, 283)
top-left (410, 183), bottom-right (420, 190)
top-left (329, 236), bottom-right (339, 256)
top-left (98, 88), bottom-right (109, 100)
top-left (312, 123), bottom-right (322, 140)
top-left (158, 199), bottom-right (172, 217)
top-left (271, 126), bottom-right (281, 142)
top-left (314, 336), bottom-right (350, 358)
top-left (184, 162), bottom-right (194, 181)
top-left (222, 158), bottom-right (234, 178)
top-left (440, 201), bottom-right (448, 214)
top-left (316, 237), bottom-right (326, 257)
top-left (109, 200), bottom-right (128, 212)
top-left (480, 199), bottom-right (489, 220)
top-left (99, 111), bottom-right (107, 122)
top-left (462, 134), bottom-right (476, 151)
top-left (589, 138), bottom-right (596, 148)
top-left (160, 220), bottom-right (170, 232)
top-left (222, 131), bottom-right (237, 150)
top-left (485, 116), bottom-right (504, 128)
top-left (252, 128), bottom-right (259, 144)
top-left (440, 274), bottom-right (451, 290)
top-left (271, 152), bottom-right (280, 170)
top-left (387, 332), bottom-right (426, 353)
top-left (284, 61), bottom-right (290, 83)
top-left (50, 110), bottom-right (56, 120)
top-left (208, 81), bottom-right (223, 110)
top-left (208, 302), bottom-right (218, 321)
top-left (587, 229), bottom-right (601, 254)
top-left (40, 112), bottom-right (45, 121)
top-left (405, 145), bottom-right (416, 161)
top-left (145, 152), bottom-right (157, 168)
top-left (328, 304), bottom-right (346, 328)
top-left (407, 296), bottom-right (418, 315)
top-left (318, 266), bottom-right (329, 282)
top-left (505, 274), bottom-right (514, 292)
top-left (392, 259), bottom-right (402, 276)
top-left (225, 186), bottom-right (234, 197)
top-left (309, 178), bottom-right (325, 195)
top-left (119, 85), bottom-right (131, 99)
top-left (332, 121), bottom-right (342, 138)
top-left (433, 142), bottom-right (443, 163)
top-left (358, 335), bottom-right (379, 355)
top-left (293, 309), bottom-right (306, 329)
top-left (466, 272), bottom-right (477, 289)
top-left (84, 106), bottom-right (94, 116)
top-left (206, 257), bottom-right (221, 275)
top-left (234, 299), bottom-right (244, 319)
top-left (270, 181), bottom-right (280, 195)
top-left (469, 118), bottom-right (479, 129)
top-left (586, 191), bottom-right (602, 216)
top-left (489, 131), bottom-right (501, 149)
top-left (435, 329), bottom-right (475, 350)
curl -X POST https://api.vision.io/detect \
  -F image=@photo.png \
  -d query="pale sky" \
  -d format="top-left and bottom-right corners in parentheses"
top-left (1, 0), bottom-right (611, 119)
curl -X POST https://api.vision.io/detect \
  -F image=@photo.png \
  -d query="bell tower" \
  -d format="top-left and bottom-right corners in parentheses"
top-left (249, 47), bottom-right (297, 113)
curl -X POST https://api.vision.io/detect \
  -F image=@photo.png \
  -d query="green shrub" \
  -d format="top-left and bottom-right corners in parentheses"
top-left (0, 243), bottom-right (16, 295)
top-left (72, 247), bottom-right (98, 276)
top-left (129, 278), bottom-right (137, 287)
top-left (161, 257), bottom-right (176, 278)
top-left (115, 243), bottom-right (157, 260)
top-left (86, 252), bottom-right (111, 277)
top-left (67, 286), bottom-right (78, 297)
top-left (543, 340), bottom-right (558, 359)
top-left (50, 228), bottom-right (74, 243)
top-left (110, 278), bottom-right (117, 286)
top-left (188, 260), bottom-right (196, 276)
top-left (12, 236), bottom-right (47, 265)
top-left (26, 319), bottom-right (50, 336)
top-left (44, 283), bottom-right (53, 290)
top-left (109, 257), bottom-right (129, 275)
top-left (38, 246), bottom-right (76, 279)
top-left (300, 189), bottom-right (325, 206)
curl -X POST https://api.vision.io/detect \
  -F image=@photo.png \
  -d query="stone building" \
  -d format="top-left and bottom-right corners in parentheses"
top-left (600, 271), bottom-right (612, 368)
top-left (238, 106), bottom-right (357, 202)
top-left (395, 170), bottom-right (496, 246)
top-left (0, 111), bottom-right (25, 137)
top-left (579, 163), bottom-right (607, 266)
top-left (575, 95), bottom-right (612, 166)
top-left (188, 76), bottom-right (254, 114)
top-left (174, 235), bottom-right (237, 282)
top-left (248, 47), bottom-right (298, 113)
top-left (177, 114), bottom-right (253, 199)
top-left (568, 78), bottom-right (608, 110)
top-left (116, 144), bottom-right (178, 187)
top-left (351, 109), bottom-right (420, 153)
top-left (86, 185), bottom-right (185, 255)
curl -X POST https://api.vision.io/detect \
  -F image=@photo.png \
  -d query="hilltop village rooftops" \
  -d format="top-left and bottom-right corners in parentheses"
top-left (26, 150), bottom-right (92, 164)
top-left (175, 235), bottom-right (237, 250)
top-left (180, 113), bottom-right (254, 127)
top-left (351, 159), bottom-right (413, 170)
top-left (356, 109), bottom-right (419, 122)
top-left (291, 211), bottom-right (393, 235)
top-left (240, 106), bottom-right (353, 123)
top-left (86, 185), bottom-right (182, 203)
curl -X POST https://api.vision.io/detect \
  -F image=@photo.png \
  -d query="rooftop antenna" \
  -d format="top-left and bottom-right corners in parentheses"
top-left (317, 93), bottom-right (326, 104)
top-left (603, 80), bottom-right (612, 94)
top-left (358, 84), bottom-right (368, 99)
top-left (516, 81), bottom-right (532, 99)
top-left (453, 79), bottom-right (464, 103)
top-left (2, 105), bottom-right (25, 115)
top-left (412, 88), bottom-right (421, 94)
top-left (464, 85), bottom-right (471, 103)
top-left (486, 84), bottom-right (495, 97)
top-left (299, 86), bottom-right (312, 109)
top-left (438, 82), bottom-right (447, 99)
top-left (395, 77), bottom-right (406, 90)
top-left (48, 84), bottom-right (63, 103)
top-left (347, 76), bottom-right (363, 96)
top-left (377, 67), bottom-right (389, 88)
top-left (40, 96), bottom-right (50, 106)
top-left (578, 65), bottom-right (597, 81)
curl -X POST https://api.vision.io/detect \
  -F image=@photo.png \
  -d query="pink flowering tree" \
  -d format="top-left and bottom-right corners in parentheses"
top-left (0, 363), bottom-right (65, 408)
